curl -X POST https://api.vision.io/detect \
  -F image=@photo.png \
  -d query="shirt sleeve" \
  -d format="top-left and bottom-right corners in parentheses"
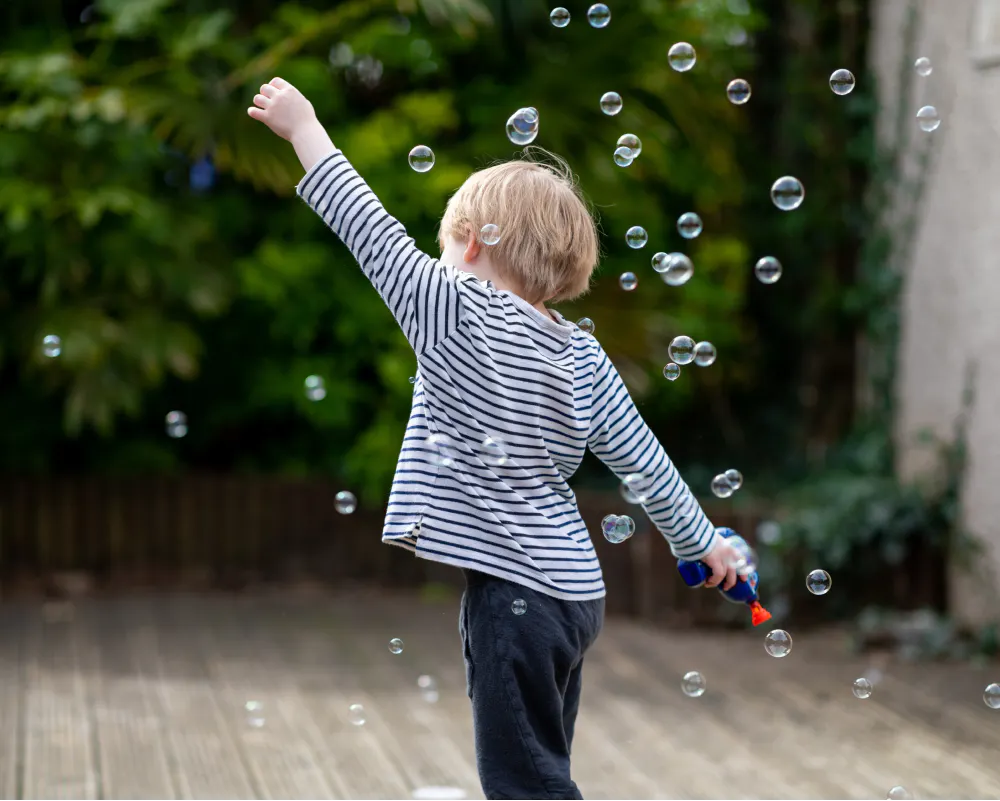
top-left (296, 150), bottom-right (463, 354)
top-left (586, 344), bottom-right (719, 560)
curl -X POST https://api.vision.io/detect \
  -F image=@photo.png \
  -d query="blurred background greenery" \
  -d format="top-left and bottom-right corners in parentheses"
top-left (2, 0), bottom-right (979, 639)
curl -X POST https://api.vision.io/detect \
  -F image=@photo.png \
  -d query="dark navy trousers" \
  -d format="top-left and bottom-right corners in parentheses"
top-left (459, 569), bottom-right (605, 800)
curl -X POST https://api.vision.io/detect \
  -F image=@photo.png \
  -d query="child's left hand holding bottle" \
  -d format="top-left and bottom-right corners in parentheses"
top-left (248, 77), bottom-right (335, 172)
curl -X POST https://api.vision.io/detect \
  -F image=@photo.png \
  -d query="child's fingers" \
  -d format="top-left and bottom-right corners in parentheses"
top-left (252, 94), bottom-right (271, 109)
top-left (260, 83), bottom-right (278, 98)
top-left (247, 106), bottom-right (266, 120)
top-left (270, 76), bottom-right (288, 88)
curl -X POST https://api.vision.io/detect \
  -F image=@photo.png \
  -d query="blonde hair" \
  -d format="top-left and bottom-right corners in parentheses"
top-left (439, 148), bottom-right (600, 304)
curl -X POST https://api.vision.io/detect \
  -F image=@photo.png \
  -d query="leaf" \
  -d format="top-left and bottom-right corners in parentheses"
top-left (170, 11), bottom-right (235, 61)
top-left (97, 0), bottom-right (176, 37)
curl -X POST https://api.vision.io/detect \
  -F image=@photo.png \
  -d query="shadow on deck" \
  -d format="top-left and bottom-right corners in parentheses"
top-left (0, 590), bottom-right (997, 800)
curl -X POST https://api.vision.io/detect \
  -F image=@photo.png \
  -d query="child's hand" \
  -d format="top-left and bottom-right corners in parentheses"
top-left (247, 77), bottom-right (317, 142)
top-left (701, 537), bottom-right (748, 591)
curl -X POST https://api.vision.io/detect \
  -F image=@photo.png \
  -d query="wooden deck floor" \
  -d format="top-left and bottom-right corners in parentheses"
top-left (0, 590), bottom-right (997, 800)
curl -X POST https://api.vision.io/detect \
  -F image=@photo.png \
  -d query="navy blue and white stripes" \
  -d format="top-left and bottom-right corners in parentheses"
top-left (297, 150), bottom-right (719, 601)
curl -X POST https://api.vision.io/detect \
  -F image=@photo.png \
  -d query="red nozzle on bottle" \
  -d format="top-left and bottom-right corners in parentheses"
top-left (750, 601), bottom-right (772, 627)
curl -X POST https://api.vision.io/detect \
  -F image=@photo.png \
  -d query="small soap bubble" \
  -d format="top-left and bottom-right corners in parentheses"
top-left (576, 317), bottom-right (595, 334)
top-left (389, 638), bottom-right (404, 654)
top-left (886, 787), bottom-right (912, 801)
top-left (625, 226), bottom-right (648, 249)
top-left (755, 256), bottom-right (783, 284)
top-left (663, 363), bottom-right (681, 381)
top-left (348, 703), bottom-right (366, 726)
top-left (617, 133), bottom-right (642, 157)
top-left (764, 629), bottom-right (793, 657)
top-left (806, 569), bottom-right (832, 595)
top-left (408, 145), bottom-right (435, 172)
top-left (651, 252), bottom-right (669, 274)
top-left (480, 224), bottom-right (501, 245)
top-left (726, 26), bottom-right (748, 46)
top-left (681, 671), bottom-right (706, 698)
top-left (668, 42), bottom-right (697, 72)
top-left (482, 436), bottom-right (509, 467)
top-left (757, 520), bottom-right (781, 545)
top-left (587, 3), bottom-right (610, 28)
top-left (852, 677), bottom-right (873, 699)
top-left (829, 69), bottom-right (856, 95)
top-left (426, 433), bottom-right (456, 468)
top-left (305, 374), bottom-right (326, 401)
top-left (914, 57), bottom-right (932, 76)
top-left (726, 78), bottom-right (751, 105)
top-left (511, 598), bottom-right (527, 615)
top-left (916, 105), bottom-right (940, 132)
top-left (621, 473), bottom-right (653, 504)
top-left (613, 146), bottom-right (634, 167)
top-left (668, 335), bottom-right (695, 365)
top-left (165, 411), bottom-right (188, 438)
top-left (619, 272), bottom-right (638, 291)
top-left (677, 212), bottom-right (703, 239)
top-left (662, 253), bottom-right (694, 286)
top-left (601, 514), bottom-right (635, 544)
top-left (693, 341), bottom-right (716, 367)
top-left (984, 683), bottom-right (1000, 709)
top-left (409, 375), bottom-right (417, 384)
top-left (417, 674), bottom-right (439, 703)
top-left (550, 6), bottom-right (571, 27)
top-left (335, 490), bottom-right (358, 515)
top-left (42, 334), bottom-right (62, 358)
top-left (245, 701), bottom-right (265, 728)
top-left (711, 474), bottom-right (733, 499)
top-left (724, 469), bottom-right (742, 490)
top-left (600, 92), bottom-right (623, 116)
top-left (771, 176), bottom-right (805, 211)
top-left (507, 108), bottom-right (540, 146)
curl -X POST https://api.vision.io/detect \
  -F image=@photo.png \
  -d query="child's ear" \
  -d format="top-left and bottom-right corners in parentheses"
top-left (463, 231), bottom-right (481, 264)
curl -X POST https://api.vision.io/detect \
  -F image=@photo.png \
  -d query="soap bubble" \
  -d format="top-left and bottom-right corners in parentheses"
top-left (681, 671), bottom-right (706, 698)
top-left (726, 79), bottom-right (751, 105)
top-left (550, 7), bottom-right (570, 27)
top-left (984, 683), bottom-right (1000, 709)
top-left (764, 629), bottom-right (793, 657)
top-left (480, 224), bottom-right (501, 245)
top-left (600, 92), bottom-right (623, 116)
top-left (621, 473), bottom-right (653, 505)
top-left (886, 788), bottom-right (912, 800)
top-left (711, 474), bottom-right (733, 499)
top-left (916, 105), bottom-right (940, 132)
top-left (806, 569), bottom-right (832, 595)
top-left (677, 212), bottom-right (703, 239)
top-left (915, 57), bottom-right (932, 76)
top-left (409, 375), bottom-right (417, 384)
top-left (576, 317), bottom-right (595, 334)
top-left (663, 363), bottom-right (681, 381)
top-left (613, 146), bottom-right (634, 167)
top-left (507, 108), bottom-right (540, 145)
top-left (668, 42), bottom-right (696, 72)
top-left (601, 514), bottom-right (635, 544)
top-left (693, 341), bottom-right (716, 367)
top-left (244, 701), bottom-right (265, 728)
top-left (829, 69), bottom-right (856, 95)
top-left (754, 256), bottom-right (783, 284)
top-left (42, 334), bottom-right (61, 358)
top-left (724, 469), bottom-right (743, 490)
top-left (166, 411), bottom-right (188, 438)
top-left (511, 598), bottom-right (527, 615)
top-left (852, 677), bottom-right (872, 699)
top-left (662, 253), bottom-right (694, 286)
top-left (586, 3), bottom-right (610, 28)
top-left (625, 226), bottom-right (648, 249)
top-left (482, 436), bottom-right (509, 467)
top-left (426, 433), bottom-right (456, 467)
top-left (757, 521), bottom-right (781, 545)
top-left (617, 134), bottom-right (642, 157)
top-left (619, 272), bottom-right (638, 291)
top-left (668, 335), bottom-right (695, 365)
top-left (389, 638), bottom-right (404, 654)
top-left (305, 374), bottom-right (327, 401)
top-left (348, 704), bottom-right (366, 726)
top-left (771, 176), bottom-right (805, 211)
top-left (418, 674), bottom-right (439, 703)
top-left (408, 145), bottom-right (435, 172)
top-left (651, 252), bottom-right (669, 273)
top-left (335, 490), bottom-right (357, 515)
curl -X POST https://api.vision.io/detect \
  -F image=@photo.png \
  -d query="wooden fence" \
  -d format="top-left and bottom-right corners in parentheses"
top-left (0, 475), bottom-right (767, 624)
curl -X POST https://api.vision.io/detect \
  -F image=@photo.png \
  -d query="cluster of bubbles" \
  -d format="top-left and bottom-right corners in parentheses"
top-left (507, 107), bottom-right (540, 146)
top-left (614, 132), bottom-right (642, 168)
top-left (653, 252), bottom-right (694, 287)
top-left (601, 513), bottom-right (636, 543)
top-left (710, 468), bottom-right (743, 499)
top-left (662, 335), bottom-right (716, 382)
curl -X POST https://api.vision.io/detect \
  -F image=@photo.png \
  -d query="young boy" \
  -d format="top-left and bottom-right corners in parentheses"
top-left (249, 78), bottom-right (742, 800)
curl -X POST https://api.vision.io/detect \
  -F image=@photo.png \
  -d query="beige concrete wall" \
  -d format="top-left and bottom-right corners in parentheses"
top-left (872, 0), bottom-right (1000, 624)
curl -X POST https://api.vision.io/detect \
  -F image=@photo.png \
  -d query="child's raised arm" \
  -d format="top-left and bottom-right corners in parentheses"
top-left (249, 77), bottom-right (464, 354)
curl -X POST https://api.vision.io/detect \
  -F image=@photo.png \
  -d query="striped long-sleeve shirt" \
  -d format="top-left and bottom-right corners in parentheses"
top-left (297, 150), bottom-right (720, 601)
